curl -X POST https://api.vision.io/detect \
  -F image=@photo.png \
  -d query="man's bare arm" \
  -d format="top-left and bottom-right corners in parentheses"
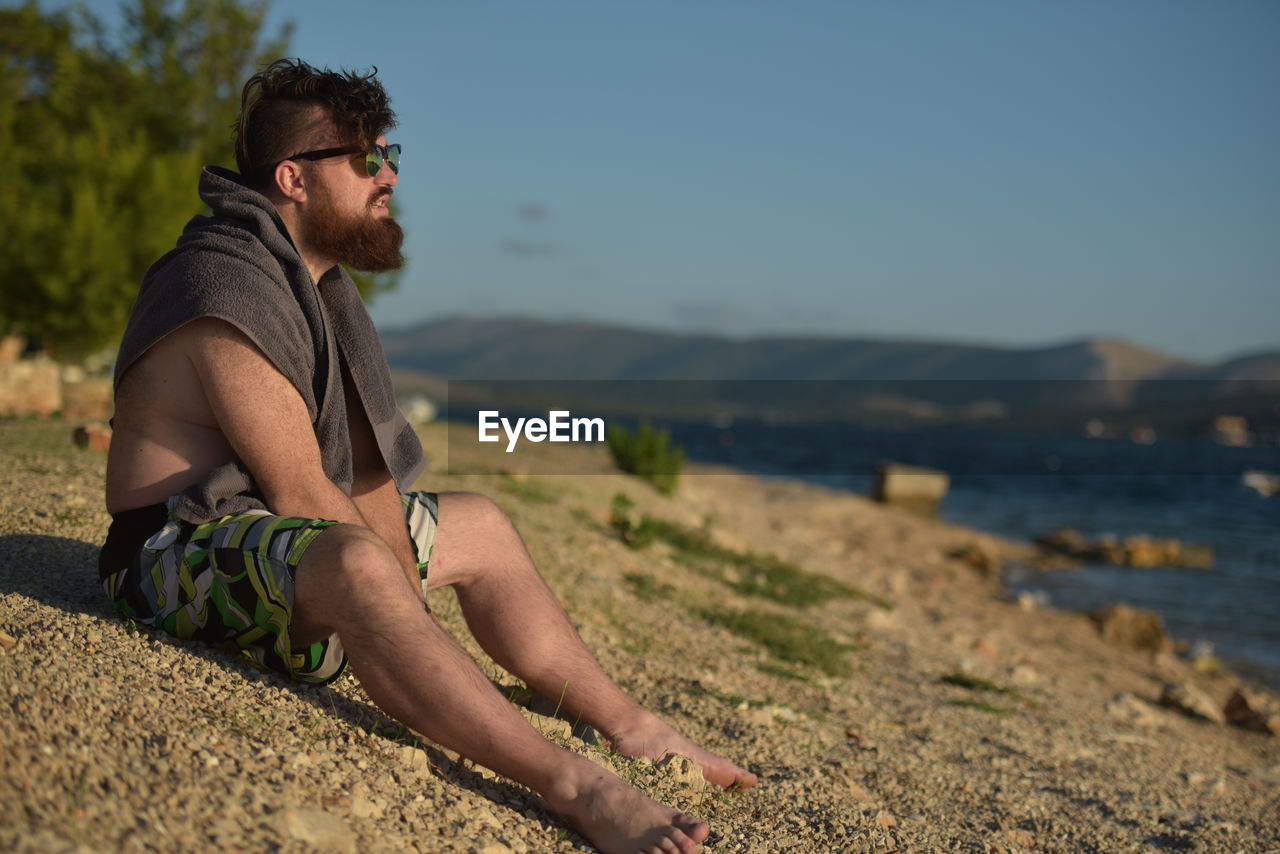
top-left (344, 361), bottom-right (425, 601)
top-left (184, 318), bottom-right (366, 527)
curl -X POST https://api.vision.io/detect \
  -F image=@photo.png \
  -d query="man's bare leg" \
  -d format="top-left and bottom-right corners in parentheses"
top-left (425, 493), bottom-right (757, 790)
top-left (291, 525), bottom-right (709, 854)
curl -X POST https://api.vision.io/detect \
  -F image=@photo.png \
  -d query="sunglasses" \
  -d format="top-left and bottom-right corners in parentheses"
top-left (286, 143), bottom-right (401, 177)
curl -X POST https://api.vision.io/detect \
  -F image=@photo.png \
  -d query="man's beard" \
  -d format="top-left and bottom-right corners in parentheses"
top-left (303, 178), bottom-right (405, 273)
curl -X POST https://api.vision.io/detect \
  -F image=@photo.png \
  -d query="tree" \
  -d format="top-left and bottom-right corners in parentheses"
top-left (0, 1), bottom-right (399, 361)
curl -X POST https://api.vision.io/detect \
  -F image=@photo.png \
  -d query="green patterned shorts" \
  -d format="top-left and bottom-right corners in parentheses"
top-left (102, 492), bottom-right (439, 684)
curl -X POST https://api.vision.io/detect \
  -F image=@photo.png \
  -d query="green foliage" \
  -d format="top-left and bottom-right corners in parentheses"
top-left (606, 422), bottom-right (684, 495)
top-left (622, 572), bottom-right (674, 603)
top-left (753, 661), bottom-right (811, 682)
top-left (699, 606), bottom-right (857, 678)
top-left (946, 698), bottom-right (1012, 717)
top-left (940, 671), bottom-right (1021, 697)
top-left (683, 682), bottom-right (767, 710)
top-left (0, 2), bottom-right (393, 359)
top-left (608, 492), bottom-right (658, 548)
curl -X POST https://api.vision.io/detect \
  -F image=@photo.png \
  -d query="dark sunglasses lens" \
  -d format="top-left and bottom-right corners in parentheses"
top-left (365, 145), bottom-right (401, 177)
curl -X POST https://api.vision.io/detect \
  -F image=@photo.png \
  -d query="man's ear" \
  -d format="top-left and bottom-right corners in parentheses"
top-left (273, 160), bottom-right (307, 202)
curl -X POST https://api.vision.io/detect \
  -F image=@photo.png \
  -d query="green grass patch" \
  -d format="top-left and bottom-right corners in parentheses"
top-left (609, 493), bottom-right (890, 610)
top-left (683, 682), bottom-right (766, 709)
top-left (946, 698), bottom-right (1012, 717)
top-left (753, 661), bottom-right (813, 683)
top-left (607, 422), bottom-right (684, 494)
top-left (699, 607), bottom-right (857, 678)
top-left (0, 419), bottom-right (80, 455)
top-left (623, 572), bottom-right (675, 603)
top-left (940, 671), bottom-right (1022, 697)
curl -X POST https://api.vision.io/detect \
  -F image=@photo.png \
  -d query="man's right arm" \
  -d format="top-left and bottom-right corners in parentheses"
top-left (183, 317), bottom-right (365, 526)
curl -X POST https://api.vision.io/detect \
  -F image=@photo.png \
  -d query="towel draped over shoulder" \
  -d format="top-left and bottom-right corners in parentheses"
top-left (114, 165), bottom-right (425, 523)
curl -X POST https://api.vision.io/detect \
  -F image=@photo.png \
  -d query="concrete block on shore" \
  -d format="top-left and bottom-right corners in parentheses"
top-left (1092, 603), bottom-right (1171, 653)
top-left (872, 462), bottom-right (949, 515)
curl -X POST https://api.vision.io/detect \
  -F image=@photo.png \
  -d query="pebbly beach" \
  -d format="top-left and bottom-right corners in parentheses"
top-left (2, 418), bottom-right (1278, 853)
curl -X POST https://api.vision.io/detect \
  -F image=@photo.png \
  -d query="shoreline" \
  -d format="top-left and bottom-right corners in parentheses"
top-left (711, 461), bottom-right (1280, 697)
top-left (2, 417), bottom-right (1278, 852)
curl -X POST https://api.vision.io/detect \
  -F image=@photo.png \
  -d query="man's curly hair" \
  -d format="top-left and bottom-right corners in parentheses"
top-left (234, 58), bottom-right (397, 190)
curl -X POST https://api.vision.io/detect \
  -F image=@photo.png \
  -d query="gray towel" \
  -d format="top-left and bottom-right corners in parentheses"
top-left (115, 165), bottom-right (425, 523)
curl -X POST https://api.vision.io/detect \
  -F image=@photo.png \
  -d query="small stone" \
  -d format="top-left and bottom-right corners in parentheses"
top-left (1160, 682), bottom-right (1225, 724)
top-left (0, 630), bottom-right (17, 651)
top-left (874, 810), bottom-right (898, 828)
top-left (1105, 692), bottom-right (1160, 728)
top-left (950, 539), bottom-right (1001, 578)
top-left (654, 754), bottom-right (707, 792)
top-left (399, 744), bottom-right (430, 770)
top-left (847, 781), bottom-right (873, 802)
top-left (350, 792), bottom-right (383, 820)
top-left (865, 608), bottom-right (897, 630)
top-left (972, 638), bottom-right (1000, 659)
top-left (1008, 664), bottom-right (1040, 687)
top-left (280, 806), bottom-right (356, 854)
top-left (746, 703), bottom-right (799, 726)
top-left (1003, 827), bottom-right (1035, 847)
top-left (1223, 687), bottom-right (1280, 736)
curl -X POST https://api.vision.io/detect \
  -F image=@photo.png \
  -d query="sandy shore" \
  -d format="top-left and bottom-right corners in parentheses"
top-left (2, 418), bottom-right (1278, 853)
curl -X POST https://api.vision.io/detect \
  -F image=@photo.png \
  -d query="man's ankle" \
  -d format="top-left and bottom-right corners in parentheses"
top-left (539, 752), bottom-right (612, 809)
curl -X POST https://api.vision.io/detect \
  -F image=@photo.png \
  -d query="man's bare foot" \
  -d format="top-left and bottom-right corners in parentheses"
top-left (608, 712), bottom-right (758, 790)
top-left (545, 757), bottom-right (710, 854)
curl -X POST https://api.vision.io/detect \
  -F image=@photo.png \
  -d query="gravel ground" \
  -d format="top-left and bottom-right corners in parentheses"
top-left (2, 418), bottom-right (1278, 853)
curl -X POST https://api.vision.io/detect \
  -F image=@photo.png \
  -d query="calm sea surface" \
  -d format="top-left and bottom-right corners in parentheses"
top-left (666, 420), bottom-right (1280, 690)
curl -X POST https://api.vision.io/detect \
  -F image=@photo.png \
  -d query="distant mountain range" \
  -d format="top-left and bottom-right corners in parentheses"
top-left (381, 316), bottom-right (1280, 436)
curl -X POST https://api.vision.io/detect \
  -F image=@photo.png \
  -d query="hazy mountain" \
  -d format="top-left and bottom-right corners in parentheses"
top-left (380, 316), bottom-right (1209, 381)
top-left (381, 316), bottom-right (1279, 432)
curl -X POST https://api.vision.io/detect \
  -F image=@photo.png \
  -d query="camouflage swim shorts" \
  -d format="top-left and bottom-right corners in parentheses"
top-left (101, 491), bottom-right (439, 684)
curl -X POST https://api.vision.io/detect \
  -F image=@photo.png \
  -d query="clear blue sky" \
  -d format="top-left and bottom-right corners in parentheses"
top-left (48, 0), bottom-right (1280, 362)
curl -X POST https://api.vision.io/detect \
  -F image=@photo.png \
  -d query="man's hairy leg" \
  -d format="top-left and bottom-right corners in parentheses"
top-left (291, 525), bottom-right (709, 854)
top-left (426, 493), bottom-right (757, 791)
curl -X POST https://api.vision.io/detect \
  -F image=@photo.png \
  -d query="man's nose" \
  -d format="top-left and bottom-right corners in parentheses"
top-left (375, 162), bottom-right (398, 186)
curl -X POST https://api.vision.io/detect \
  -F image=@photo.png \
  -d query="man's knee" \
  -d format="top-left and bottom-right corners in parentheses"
top-left (298, 523), bottom-right (405, 594)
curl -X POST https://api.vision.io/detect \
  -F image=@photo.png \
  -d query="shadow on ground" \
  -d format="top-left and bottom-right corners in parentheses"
top-left (0, 533), bottom-right (584, 837)
top-left (0, 533), bottom-right (110, 617)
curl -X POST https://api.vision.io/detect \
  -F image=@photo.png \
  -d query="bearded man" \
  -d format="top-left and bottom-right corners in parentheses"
top-left (100, 59), bottom-right (754, 854)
